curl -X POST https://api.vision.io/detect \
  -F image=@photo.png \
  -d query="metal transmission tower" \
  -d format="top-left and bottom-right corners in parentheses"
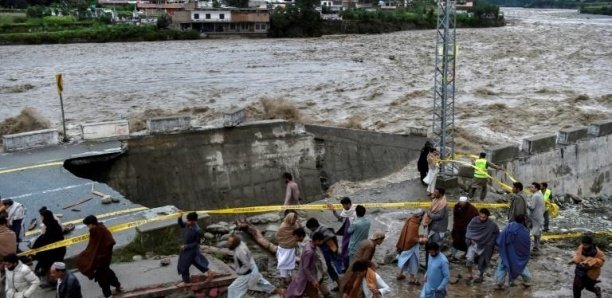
top-left (432, 0), bottom-right (457, 175)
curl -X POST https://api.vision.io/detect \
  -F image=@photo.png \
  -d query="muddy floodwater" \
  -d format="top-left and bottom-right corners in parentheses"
top-left (1, 8), bottom-right (611, 149)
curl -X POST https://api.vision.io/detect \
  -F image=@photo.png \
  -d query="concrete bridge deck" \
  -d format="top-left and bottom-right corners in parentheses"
top-left (0, 141), bottom-right (144, 258)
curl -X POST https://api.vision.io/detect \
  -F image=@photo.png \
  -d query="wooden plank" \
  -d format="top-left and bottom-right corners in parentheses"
top-left (116, 274), bottom-right (236, 298)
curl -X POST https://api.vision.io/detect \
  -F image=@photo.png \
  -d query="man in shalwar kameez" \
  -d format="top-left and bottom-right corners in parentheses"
top-left (177, 212), bottom-right (214, 285)
top-left (285, 232), bottom-right (325, 297)
top-left (328, 197), bottom-right (356, 272)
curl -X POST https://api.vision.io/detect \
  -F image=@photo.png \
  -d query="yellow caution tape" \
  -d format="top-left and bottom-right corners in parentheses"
top-left (441, 158), bottom-right (514, 193)
top-left (542, 231), bottom-right (612, 241)
top-left (25, 206), bottom-right (149, 237)
top-left (19, 200), bottom-right (608, 256)
top-left (19, 201), bottom-right (507, 256)
top-left (200, 202), bottom-right (509, 215)
top-left (0, 161), bottom-right (64, 175)
top-left (19, 212), bottom-right (178, 257)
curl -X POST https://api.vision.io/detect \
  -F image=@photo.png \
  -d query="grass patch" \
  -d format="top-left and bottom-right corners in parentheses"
top-left (113, 228), bottom-right (181, 263)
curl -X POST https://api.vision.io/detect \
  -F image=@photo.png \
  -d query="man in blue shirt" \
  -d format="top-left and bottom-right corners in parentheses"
top-left (420, 242), bottom-right (449, 298)
top-left (348, 205), bottom-right (370, 264)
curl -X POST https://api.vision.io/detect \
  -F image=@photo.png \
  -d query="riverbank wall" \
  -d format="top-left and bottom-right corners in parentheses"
top-left (462, 120), bottom-right (612, 197)
top-left (65, 120), bottom-right (427, 210)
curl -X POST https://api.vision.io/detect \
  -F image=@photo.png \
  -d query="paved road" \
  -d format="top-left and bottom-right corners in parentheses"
top-left (0, 141), bottom-right (144, 258)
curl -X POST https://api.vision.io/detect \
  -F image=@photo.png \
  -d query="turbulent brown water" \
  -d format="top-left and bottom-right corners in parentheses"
top-left (1, 8), bottom-right (611, 150)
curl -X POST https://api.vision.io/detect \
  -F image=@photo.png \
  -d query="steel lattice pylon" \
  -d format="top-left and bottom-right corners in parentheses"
top-left (432, 0), bottom-right (456, 175)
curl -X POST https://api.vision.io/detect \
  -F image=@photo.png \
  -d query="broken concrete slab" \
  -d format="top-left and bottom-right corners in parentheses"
top-left (135, 205), bottom-right (183, 233)
top-left (113, 254), bottom-right (235, 298)
top-left (39, 254), bottom-right (235, 298)
top-left (521, 134), bottom-right (556, 154)
top-left (436, 176), bottom-right (458, 189)
top-left (485, 143), bottom-right (520, 164)
top-left (457, 165), bottom-right (474, 178)
top-left (556, 127), bottom-right (588, 145)
top-left (588, 120), bottom-right (612, 137)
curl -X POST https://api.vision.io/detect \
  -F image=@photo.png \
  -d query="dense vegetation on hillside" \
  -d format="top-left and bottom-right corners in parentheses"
top-left (272, 0), bottom-right (505, 37)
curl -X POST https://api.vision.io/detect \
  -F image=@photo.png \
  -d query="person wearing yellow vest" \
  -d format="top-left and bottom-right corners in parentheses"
top-left (541, 182), bottom-right (552, 232)
top-left (468, 152), bottom-right (503, 201)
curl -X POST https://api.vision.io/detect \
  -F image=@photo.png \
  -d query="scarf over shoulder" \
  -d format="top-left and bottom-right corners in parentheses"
top-left (276, 213), bottom-right (300, 248)
top-left (422, 196), bottom-right (447, 226)
top-left (465, 217), bottom-right (499, 248)
top-left (76, 224), bottom-right (116, 279)
top-left (396, 215), bottom-right (421, 251)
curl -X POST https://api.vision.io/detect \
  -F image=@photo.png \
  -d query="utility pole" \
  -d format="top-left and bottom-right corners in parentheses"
top-left (432, 0), bottom-right (456, 175)
top-left (56, 73), bottom-right (68, 142)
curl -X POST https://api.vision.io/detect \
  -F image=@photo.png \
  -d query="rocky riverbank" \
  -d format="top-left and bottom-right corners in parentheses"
top-left (154, 179), bottom-right (610, 297)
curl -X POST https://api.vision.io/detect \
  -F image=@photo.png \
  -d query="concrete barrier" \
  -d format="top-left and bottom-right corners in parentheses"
top-left (588, 120), bottom-right (612, 137)
top-left (557, 127), bottom-right (588, 145)
top-left (485, 143), bottom-right (520, 164)
top-left (223, 108), bottom-right (246, 128)
top-left (457, 165), bottom-right (474, 178)
top-left (2, 129), bottom-right (59, 152)
top-left (407, 127), bottom-right (427, 137)
top-left (81, 120), bottom-right (129, 140)
top-left (522, 134), bottom-right (556, 154)
top-left (146, 115), bottom-right (191, 133)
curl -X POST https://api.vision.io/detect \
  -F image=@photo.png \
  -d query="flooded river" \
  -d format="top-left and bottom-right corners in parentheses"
top-left (1, 8), bottom-right (611, 149)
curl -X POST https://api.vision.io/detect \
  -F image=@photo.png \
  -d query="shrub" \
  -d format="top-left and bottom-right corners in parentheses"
top-left (156, 13), bottom-right (171, 29)
top-left (25, 5), bottom-right (45, 18)
top-left (42, 15), bottom-right (76, 25)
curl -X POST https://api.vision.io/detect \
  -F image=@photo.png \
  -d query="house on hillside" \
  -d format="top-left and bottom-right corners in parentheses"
top-left (456, 0), bottom-right (474, 12)
top-left (136, 1), bottom-right (194, 16)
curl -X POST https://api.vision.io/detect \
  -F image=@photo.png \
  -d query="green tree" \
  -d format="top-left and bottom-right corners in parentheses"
top-left (270, 2), bottom-right (323, 37)
top-left (156, 13), bottom-right (171, 29)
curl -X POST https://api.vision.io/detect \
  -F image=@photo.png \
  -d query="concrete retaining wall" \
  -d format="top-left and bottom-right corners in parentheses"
top-left (81, 120), bottom-right (129, 140)
top-left (2, 129), bottom-right (59, 152)
top-left (99, 121), bottom-right (321, 210)
top-left (147, 116), bottom-right (191, 133)
top-left (66, 121), bottom-right (427, 211)
top-left (223, 108), bottom-right (246, 128)
top-left (522, 134), bottom-right (557, 154)
top-left (304, 125), bottom-right (427, 190)
top-left (487, 121), bottom-right (612, 197)
top-left (557, 127), bottom-right (588, 145)
top-left (588, 120), bottom-right (612, 137)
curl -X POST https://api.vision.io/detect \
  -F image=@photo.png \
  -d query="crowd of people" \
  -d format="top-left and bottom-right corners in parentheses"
top-left (0, 161), bottom-right (607, 298)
